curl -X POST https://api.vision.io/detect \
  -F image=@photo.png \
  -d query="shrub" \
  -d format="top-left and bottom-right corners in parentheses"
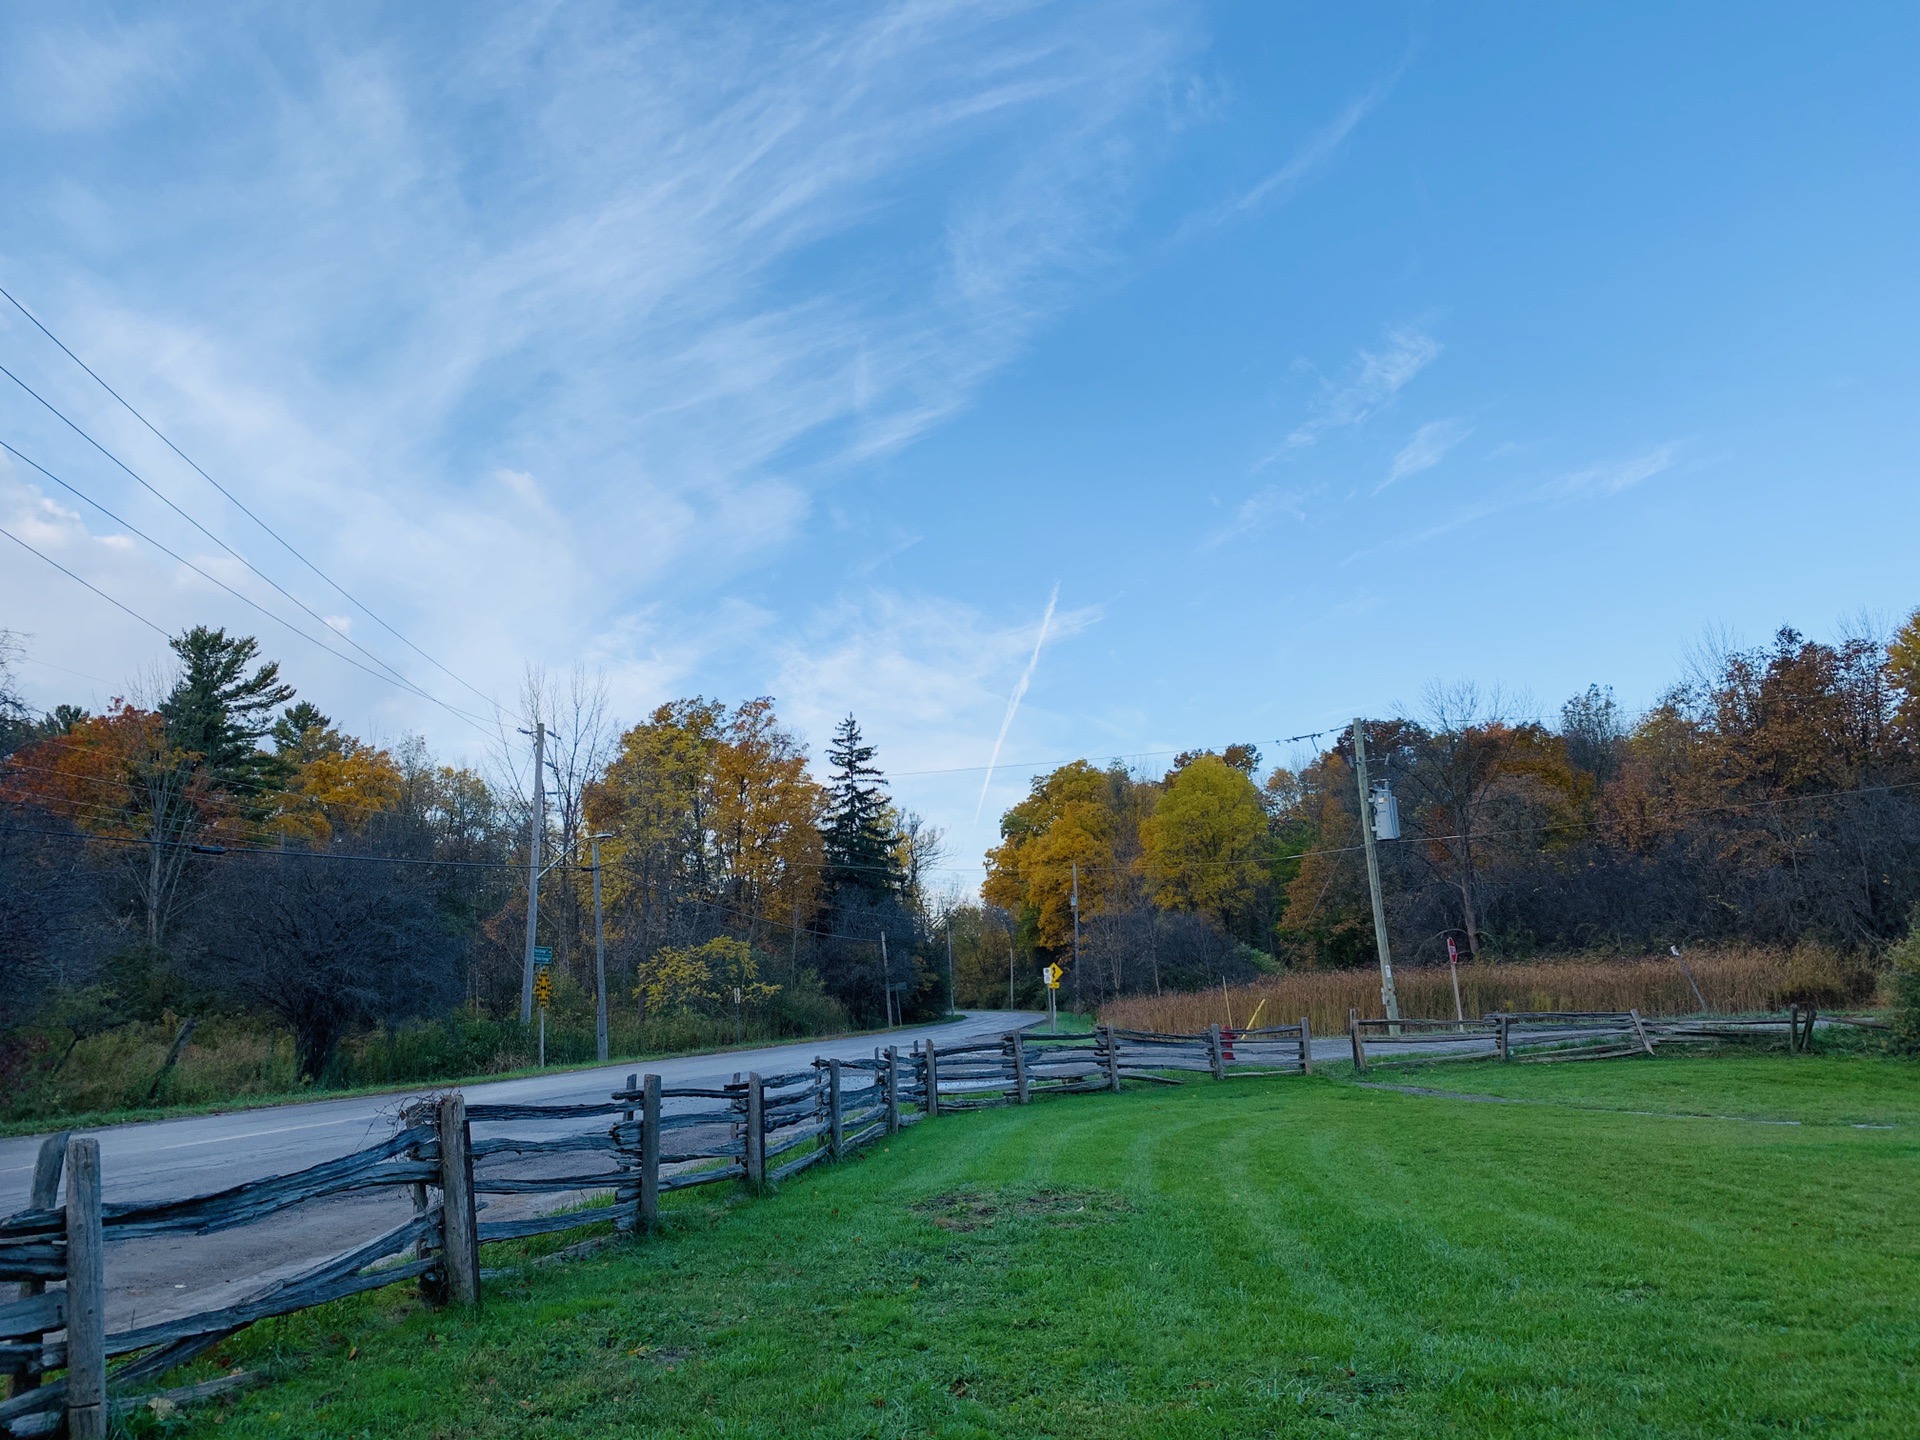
top-left (1889, 917), bottom-right (1920, 1054)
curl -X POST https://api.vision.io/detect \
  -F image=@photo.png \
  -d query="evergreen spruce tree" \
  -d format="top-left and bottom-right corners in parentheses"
top-left (822, 714), bottom-right (901, 900)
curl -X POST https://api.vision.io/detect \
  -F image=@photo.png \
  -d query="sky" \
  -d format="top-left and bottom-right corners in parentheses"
top-left (3, 2), bottom-right (1917, 891)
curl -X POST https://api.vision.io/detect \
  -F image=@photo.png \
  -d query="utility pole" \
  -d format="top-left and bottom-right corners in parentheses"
top-left (520, 721), bottom-right (546, 1024)
top-left (1070, 860), bottom-right (1082, 1013)
top-left (945, 913), bottom-right (955, 1015)
top-left (1352, 717), bottom-right (1400, 1028)
top-left (1007, 922), bottom-right (1016, 1010)
top-left (879, 929), bottom-right (891, 1028)
top-left (590, 831), bottom-right (611, 1063)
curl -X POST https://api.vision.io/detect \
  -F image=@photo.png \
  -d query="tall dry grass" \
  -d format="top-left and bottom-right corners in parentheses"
top-left (1099, 946), bottom-right (1833, 1038)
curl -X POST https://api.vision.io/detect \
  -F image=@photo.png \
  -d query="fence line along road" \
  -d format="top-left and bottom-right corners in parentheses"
top-left (1, 1006), bottom-right (1844, 1435)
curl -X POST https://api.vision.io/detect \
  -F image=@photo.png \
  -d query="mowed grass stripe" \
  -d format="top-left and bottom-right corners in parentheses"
top-left (152, 1058), bottom-right (1918, 1439)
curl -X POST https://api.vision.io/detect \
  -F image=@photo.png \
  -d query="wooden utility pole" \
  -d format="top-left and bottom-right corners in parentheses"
top-left (591, 832), bottom-right (609, 1063)
top-left (1070, 861), bottom-right (1082, 1011)
top-left (1352, 718), bottom-right (1400, 1028)
top-left (520, 720), bottom-right (546, 1024)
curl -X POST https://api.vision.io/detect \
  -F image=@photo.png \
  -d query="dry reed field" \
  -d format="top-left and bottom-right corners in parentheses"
top-left (1099, 946), bottom-right (1825, 1037)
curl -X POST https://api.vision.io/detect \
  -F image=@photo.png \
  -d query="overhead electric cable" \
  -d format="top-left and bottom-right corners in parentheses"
top-left (0, 523), bottom-right (169, 638)
top-left (0, 363), bottom-right (494, 731)
top-left (0, 283), bottom-right (512, 721)
top-left (0, 436), bottom-right (494, 733)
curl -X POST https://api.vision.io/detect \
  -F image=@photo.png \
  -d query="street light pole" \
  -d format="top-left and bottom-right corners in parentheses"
top-left (945, 912), bottom-right (955, 1015)
top-left (590, 831), bottom-right (612, 1064)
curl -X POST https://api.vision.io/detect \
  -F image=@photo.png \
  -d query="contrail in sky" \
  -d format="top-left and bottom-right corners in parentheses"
top-left (976, 584), bottom-right (1059, 821)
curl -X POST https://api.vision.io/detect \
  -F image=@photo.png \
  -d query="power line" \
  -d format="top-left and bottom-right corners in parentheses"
top-left (0, 523), bottom-right (169, 638)
top-left (0, 363), bottom-right (494, 733)
top-left (0, 283), bottom-right (512, 722)
top-left (11, 774), bottom-right (1913, 880)
top-left (1, 435), bottom-right (494, 729)
top-left (887, 730), bottom-right (1340, 780)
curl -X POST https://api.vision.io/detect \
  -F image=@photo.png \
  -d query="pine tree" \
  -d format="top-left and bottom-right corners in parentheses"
top-left (822, 714), bottom-right (900, 900)
top-left (159, 627), bottom-right (296, 803)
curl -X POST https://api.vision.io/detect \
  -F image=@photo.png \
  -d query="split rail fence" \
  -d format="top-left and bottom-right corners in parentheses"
top-left (1344, 1004), bottom-right (1886, 1071)
top-left (10, 1002), bottom-right (1850, 1433)
top-left (1, 1020), bottom-right (1311, 1436)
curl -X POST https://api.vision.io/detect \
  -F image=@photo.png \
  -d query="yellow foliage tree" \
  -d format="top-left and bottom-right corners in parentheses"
top-left (1891, 606), bottom-right (1920, 734)
top-left (983, 761), bottom-right (1129, 951)
top-left (1139, 755), bottom-right (1269, 931)
top-left (270, 727), bottom-right (402, 841)
top-left (637, 936), bottom-right (779, 1016)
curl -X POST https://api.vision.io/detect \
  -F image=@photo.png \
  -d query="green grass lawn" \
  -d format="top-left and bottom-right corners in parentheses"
top-left (152, 1056), bottom-right (1919, 1439)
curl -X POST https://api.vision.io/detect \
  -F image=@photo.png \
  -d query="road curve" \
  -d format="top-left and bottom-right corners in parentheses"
top-left (0, 1010), bottom-right (1048, 1211)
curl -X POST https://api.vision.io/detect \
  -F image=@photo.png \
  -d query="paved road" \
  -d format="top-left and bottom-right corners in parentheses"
top-left (0, 1011), bottom-right (1045, 1331)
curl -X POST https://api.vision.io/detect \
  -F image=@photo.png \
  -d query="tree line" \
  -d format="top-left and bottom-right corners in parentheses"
top-left (0, 627), bottom-right (946, 1087)
top-left (950, 612), bottom-right (1920, 1009)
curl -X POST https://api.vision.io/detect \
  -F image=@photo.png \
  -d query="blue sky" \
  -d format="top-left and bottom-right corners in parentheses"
top-left (2, 3), bottom-right (1917, 889)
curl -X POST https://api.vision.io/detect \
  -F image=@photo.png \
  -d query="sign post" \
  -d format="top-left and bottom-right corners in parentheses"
top-left (1446, 935), bottom-right (1465, 1030)
top-left (1042, 963), bottom-right (1062, 1033)
top-left (532, 946), bottom-right (553, 1066)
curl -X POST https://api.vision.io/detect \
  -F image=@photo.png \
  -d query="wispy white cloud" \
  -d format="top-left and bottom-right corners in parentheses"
top-left (1347, 443), bottom-right (1683, 563)
top-left (1377, 418), bottom-right (1473, 493)
top-left (0, 2), bottom-right (1189, 745)
top-left (1281, 327), bottom-right (1442, 455)
top-left (10, 19), bottom-right (187, 133)
top-left (1548, 446), bottom-right (1677, 498)
top-left (1201, 484), bottom-right (1316, 549)
top-left (977, 584), bottom-right (1060, 820)
top-left (1174, 64), bottom-right (1403, 245)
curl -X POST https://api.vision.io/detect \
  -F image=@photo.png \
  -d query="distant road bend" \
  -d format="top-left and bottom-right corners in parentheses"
top-left (0, 1011), bottom-right (1046, 1331)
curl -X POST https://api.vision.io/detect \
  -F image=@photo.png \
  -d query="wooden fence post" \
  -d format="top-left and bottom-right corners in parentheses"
top-left (5, 1131), bottom-right (66, 1400)
top-left (63, 1136), bottom-right (106, 1440)
top-left (1627, 1009), bottom-right (1656, 1057)
top-left (1100, 1026), bottom-right (1121, 1092)
top-left (924, 1043), bottom-right (942, 1118)
top-left (1207, 1023), bottom-right (1227, 1081)
top-left (744, 1073), bottom-right (767, 1187)
top-left (1298, 1016), bottom-right (1313, 1076)
top-left (640, 1075), bottom-right (661, 1232)
top-left (884, 1046), bottom-right (901, 1134)
top-left (1495, 1014), bottom-right (1511, 1062)
top-left (827, 1060), bottom-right (844, 1159)
top-left (436, 1094), bottom-right (481, 1309)
top-left (1348, 1008), bottom-right (1366, 1073)
top-left (1009, 1033), bottom-right (1030, 1104)
top-left (1788, 1005), bottom-right (1800, 1052)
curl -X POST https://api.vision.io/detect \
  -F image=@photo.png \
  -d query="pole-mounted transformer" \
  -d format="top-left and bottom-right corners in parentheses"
top-left (1370, 780), bottom-right (1401, 841)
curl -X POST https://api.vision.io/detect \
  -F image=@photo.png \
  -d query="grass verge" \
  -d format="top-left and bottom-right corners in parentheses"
top-left (142, 1055), bottom-right (1917, 1438)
